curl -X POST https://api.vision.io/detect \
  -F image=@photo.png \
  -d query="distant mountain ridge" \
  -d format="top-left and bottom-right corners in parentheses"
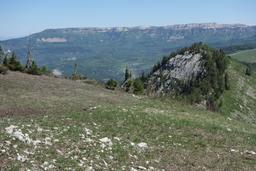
top-left (1, 23), bottom-right (256, 80)
top-left (41, 23), bottom-right (250, 32)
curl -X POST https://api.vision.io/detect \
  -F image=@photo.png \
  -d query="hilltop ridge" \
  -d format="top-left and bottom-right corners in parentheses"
top-left (40, 23), bottom-right (251, 33)
top-left (146, 43), bottom-right (228, 111)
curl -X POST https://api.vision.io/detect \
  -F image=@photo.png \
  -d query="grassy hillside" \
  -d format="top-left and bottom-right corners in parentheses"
top-left (221, 60), bottom-right (256, 123)
top-left (0, 61), bottom-right (256, 170)
top-left (0, 72), bottom-right (136, 116)
top-left (230, 49), bottom-right (256, 63)
top-left (228, 49), bottom-right (256, 115)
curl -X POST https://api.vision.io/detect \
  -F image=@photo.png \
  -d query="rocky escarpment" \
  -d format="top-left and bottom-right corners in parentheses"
top-left (147, 52), bottom-right (204, 96)
top-left (146, 43), bottom-right (229, 111)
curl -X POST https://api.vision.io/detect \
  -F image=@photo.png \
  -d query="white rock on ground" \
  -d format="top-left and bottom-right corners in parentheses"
top-left (114, 137), bottom-right (120, 141)
top-left (137, 142), bottom-right (148, 150)
top-left (17, 153), bottom-right (27, 162)
top-left (230, 149), bottom-right (239, 153)
top-left (44, 137), bottom-right (52, 146)
top-left (5, 125), bottom-right (43, 147)
top-left (84, 128), bottom-right (93, 136)
top-left (244, 150), bottom-right (256, 155)
top-left (130, 142), bottom-right (135, 146)
top-left (99, 137), bottom-right (113, 149)
top-left (137, 166), bottom-right (147, 170)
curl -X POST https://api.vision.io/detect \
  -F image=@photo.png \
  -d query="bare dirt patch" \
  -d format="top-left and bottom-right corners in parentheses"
top-left (0, 107), bottom-right (44, 117)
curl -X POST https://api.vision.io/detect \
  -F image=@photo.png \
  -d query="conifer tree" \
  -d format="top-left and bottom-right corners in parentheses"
top-left (27, 61), bottom-right (41, 75)
top-left (124, 66), bottom-right (130, 81)
top-left (3, 56), bottom-right (8, 66)
top-left (8, 52), bottom-right (23, 71)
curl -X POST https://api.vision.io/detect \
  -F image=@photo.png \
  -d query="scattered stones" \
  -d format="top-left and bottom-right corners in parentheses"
top-left (5, 125), bottom-right (32, 144)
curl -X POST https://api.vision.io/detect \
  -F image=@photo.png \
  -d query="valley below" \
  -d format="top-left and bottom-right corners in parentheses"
top-left (1, 23), bottom-right (256, 81)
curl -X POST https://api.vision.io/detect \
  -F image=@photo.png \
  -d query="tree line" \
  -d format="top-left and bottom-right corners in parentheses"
top-left (0, 46), bottom-right (49, 75)
top-left (105, 66), bottom-right (144, 95)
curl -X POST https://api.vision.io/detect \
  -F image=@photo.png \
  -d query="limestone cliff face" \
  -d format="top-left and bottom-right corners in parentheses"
top-left (147, 51), bottom-right (205, 96)
top-left (146, 43), bottom-right (229, 111)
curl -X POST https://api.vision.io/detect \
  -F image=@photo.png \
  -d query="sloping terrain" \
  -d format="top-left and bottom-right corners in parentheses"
top-left (221, 60), bottom-right (256, 123)
top-left (1, 23), bottom-right (256, 80)
top-left (0, 60), bottom-right (256, 170)
top-left (0, 72), bottom-right (136, 116)
top-left (230, 49), bottom-right (256, 63)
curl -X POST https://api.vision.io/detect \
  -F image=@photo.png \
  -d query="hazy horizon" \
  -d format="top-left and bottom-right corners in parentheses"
top-left (1, 0), bottom-right (255, 40)
top-left (1, 22), bottom-right (255, 41)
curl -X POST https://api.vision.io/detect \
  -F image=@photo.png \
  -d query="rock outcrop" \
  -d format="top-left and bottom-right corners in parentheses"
top-left (146, 43), bottom-right (229, 111)
top-left (147, 52), bottom-right (204, 96)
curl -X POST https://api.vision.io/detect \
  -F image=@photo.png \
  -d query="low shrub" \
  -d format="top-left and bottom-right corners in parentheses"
top-left (0, 65), bottom-right (8, 75)
top-left (105, 79), bottom-right (118, 90)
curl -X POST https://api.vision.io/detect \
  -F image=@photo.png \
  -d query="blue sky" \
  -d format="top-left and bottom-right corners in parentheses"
top-left (0, 0), bottom-right (255, 39)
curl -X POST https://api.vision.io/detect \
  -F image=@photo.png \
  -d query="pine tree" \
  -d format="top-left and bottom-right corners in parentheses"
top-left (125, 66), bottom-right (130, 81)
top-left (27, 61), bottom-right (41, 75)
top-left (8, 52), bottom-right (23, 71)
top-left (25, 48), bottom-right (33, 69)
top-left (133, 78), bottom-right (144, 94)
top-left (140, 72), bottom-right (147, 83)
top-left (3, 56), bottom-right (8, 66)
top-left (245, 66), bottom-right (252, 76)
